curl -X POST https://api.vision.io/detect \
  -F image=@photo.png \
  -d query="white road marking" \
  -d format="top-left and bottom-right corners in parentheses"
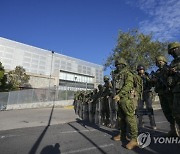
top-left (60, 129), bottom-right (96, 134)
top-left (61, 143), bottom-right (114, 154)
top-left (0, 129), bottom-right (97, 139)
top-left (156, 121), bottom-right (168, 124)
top-left (0, 134), bottom-right (21, 139)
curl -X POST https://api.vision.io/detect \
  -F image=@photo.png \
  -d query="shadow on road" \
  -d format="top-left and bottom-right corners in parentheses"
top-left (68, 120), bottom-right (115, 154)
top-left (28, 105), bottom-right (55, 154)
top-left (74, 118), bottom-right (180, 154)
top-left (40, 143), bottom-right (61, 154)
top-left (75, 118), bottom-right (119, 137)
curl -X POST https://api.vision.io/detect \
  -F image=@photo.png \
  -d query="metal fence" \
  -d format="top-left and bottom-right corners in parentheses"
top-left (0, 88), bottom-right (75, 110)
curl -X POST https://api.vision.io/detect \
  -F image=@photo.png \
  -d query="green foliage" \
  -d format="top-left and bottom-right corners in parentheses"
top-left (0, 62), bottom-right (9, 92)
top-left (7, 66), bottom-right (30, 90)
top-left (104, 29), bottom-right (169, 71)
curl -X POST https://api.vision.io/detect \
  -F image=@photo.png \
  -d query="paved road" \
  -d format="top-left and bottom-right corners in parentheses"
top-left (0, 107), bottom-right (179, 154)
top-left (0, 106), bottom-right (78, 131)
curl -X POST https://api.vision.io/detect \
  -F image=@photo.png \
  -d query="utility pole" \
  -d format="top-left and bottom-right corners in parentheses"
top-left (74, 76), bottom-right (77, 91)
top-left (49, 51), bottom-right (54, 89)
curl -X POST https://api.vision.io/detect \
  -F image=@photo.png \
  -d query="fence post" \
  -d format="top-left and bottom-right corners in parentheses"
top-left (17, 90), bottom-right (20, 104)
top-left (7, 91), bottom-right (10, 109)
top-left (31, 89), bottom-right (34, 103)
top-left (66, 86), bottom-right (68, 100)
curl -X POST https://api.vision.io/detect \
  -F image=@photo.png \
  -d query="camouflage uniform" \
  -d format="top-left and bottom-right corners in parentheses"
top-left (153, 56), bottom-right (175, 133)
top-left (113, 58), bottom-right (138, 147)
top-left (89, 89), bottom-right (98, 123)
top-left (95, 84), bottom-right (104, 125)
top-left (137, 65), bottom-right (156, 129)
top-left (73, 91), bottom-right (79, 114)
top-left (83, 91), bottom-right (91, 121)
top-left (78, 91), bottom-right (85, 119)
top-left (168, 42), bottom-right (180, 136)
top-left (101, 76), bottom-right (112, 126)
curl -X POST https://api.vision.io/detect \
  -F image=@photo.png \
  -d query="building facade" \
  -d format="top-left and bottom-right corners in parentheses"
top-left (0, 37), bottom-right (104, 90)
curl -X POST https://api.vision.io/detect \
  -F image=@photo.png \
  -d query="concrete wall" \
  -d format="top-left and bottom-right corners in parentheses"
top-left (6, 99), bottom-right (74, 110)
top-left (28, 73), bottom-right (59, 88)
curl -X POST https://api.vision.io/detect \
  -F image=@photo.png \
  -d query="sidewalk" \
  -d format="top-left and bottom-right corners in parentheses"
top-left (0, 106), bottom-right (78, 131)
top-left (0, 103), bottom-right (161, 132)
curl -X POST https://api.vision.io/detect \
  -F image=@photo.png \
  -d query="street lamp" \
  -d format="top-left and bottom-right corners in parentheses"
top-left (49, 51), bottom-right (55, 89)
top-left (74, 76), bottom-right (77, 91)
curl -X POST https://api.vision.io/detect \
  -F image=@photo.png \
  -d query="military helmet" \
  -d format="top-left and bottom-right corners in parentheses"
top-left (168, 42), bottom-right (180, 51)
top-left (115, 58), bottom-right (127, 66)
top-left (98, 84), bottom-right (103, 89)
top-left (93, 88), bottom-right (98, 93)
top-left (137, 64), bottom-right (145, 71)
top-left (156, 56), bottom-right (167, 63)
top-left (103, 75), bottom-right (109, 81)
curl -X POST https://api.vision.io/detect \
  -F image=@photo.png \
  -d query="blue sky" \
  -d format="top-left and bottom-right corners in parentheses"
top-left (0, 0), bottom-right (180, 75)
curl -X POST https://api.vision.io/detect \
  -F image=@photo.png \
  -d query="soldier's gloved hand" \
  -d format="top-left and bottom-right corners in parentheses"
top-left (167, 76), bottom-right (174, 86)
top-left (113, 95), bottom-right (120, 102)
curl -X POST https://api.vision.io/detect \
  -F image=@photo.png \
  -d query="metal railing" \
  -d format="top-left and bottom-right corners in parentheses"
top-left (0, 88), bottom-right (75, 110)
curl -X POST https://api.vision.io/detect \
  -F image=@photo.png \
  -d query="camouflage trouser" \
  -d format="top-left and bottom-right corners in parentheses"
top-left (108, 97), bottom-right (116, 127)
top-left (83, 102), bottom-right (89, 121)
top-left (95, 98), bottom-right (102, 125)
top-left (88, 101), bottom-right (96, 123)
top-left (159, 93), bottom-right (175, 126)
top-left (138, 92), bottom-right (156, 127)
top-left (118, 97), bottom-right (138, 139)
top-left (79, 102), bottom-right (83, 119)
top-left (101, 97), bottom-right (110, 125)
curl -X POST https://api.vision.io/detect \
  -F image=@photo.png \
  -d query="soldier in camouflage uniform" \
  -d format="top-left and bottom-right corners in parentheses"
top-left (168, 42), bottom-right (180, 136)
top-left (137, 64), bottom-right (156, 130)
top-left (88, 88), bottom-right (98, 123)
top-left (95, 84), bottom-right (104, 125)
top-left (101, 75), bottom-right (112, 126)
top-left (73, 91), bottom-right (80, 114)
top-left (79, 91), bottom-right (86, 119)
top-left (113, 58), bottom-right (138, 150)
top-left (152, 56), bottom-right (175, 135)
top-left (83, 91), bottom-right (91, 121)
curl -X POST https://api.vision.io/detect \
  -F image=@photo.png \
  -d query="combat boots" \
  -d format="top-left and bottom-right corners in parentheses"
top-left (113, 134), bottom-right (121, 141)
top-left (126, 139), bottom-right (139, 150)
top-left (113, 134), bottom-right (129, 141)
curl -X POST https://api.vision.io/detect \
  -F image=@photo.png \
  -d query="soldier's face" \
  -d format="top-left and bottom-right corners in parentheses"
top-left (169, 47), bottom-right (180, 58)
top-left (115, 64), bottom-right (125, 71)
top-left (138, 69), bottom-right (144, 74)
top-left (156, 60), bottom-right (165, 68)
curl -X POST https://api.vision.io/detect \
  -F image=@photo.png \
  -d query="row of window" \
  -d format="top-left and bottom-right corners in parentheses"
top-left (59, 86), bottom-right (92, 91)
top-left (60, 72), bottom-right (94, 83)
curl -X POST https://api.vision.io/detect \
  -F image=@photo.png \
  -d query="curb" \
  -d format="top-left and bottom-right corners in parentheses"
top-left (63, 105), bottom-right (74, 109)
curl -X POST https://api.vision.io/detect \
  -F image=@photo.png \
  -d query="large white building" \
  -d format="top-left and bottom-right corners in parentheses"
top-left (0, 37), bottom-right (104, 90)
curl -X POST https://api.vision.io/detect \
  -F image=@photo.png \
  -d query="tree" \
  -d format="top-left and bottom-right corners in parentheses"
top-left (0, 62), bottom-right (9, 92)
top-left (104, 29), bottom-right (169, 71)
top-left (7, 66), bottom-right (30, 90)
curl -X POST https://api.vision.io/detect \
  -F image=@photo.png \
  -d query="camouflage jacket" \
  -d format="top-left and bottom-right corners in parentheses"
top-left (169, 57), bottom-right (180, 93)
top-left (102, 81), bottom-right (113, 97)
top-left (140, 72), bottom-right (153, 93)
top-left (154, 65), bottom-right (170, 95)
top-left (115, 67), bottom-right (134, 98)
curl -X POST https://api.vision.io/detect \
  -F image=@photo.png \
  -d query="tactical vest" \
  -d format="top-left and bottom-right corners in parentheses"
top-left (154, 65), bottom-right (170, 94)
top-left (169, 57), bottom-right (180, 93)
